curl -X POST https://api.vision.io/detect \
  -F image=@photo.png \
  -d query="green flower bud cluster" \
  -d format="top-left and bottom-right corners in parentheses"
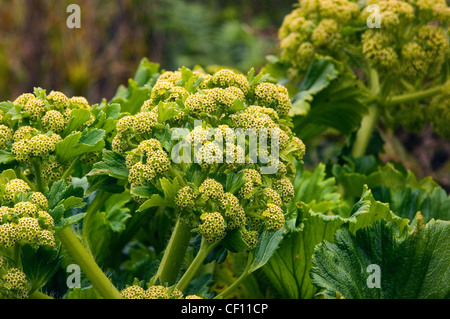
top-left (120, 284), bottom-right (184, 299)
top-left (126, 139), bottom-right (170, 189)
top-left (114, 66), bottom-right (305, 251)
top-left (0, 267), bottom-right (30, 299)
top-left (279, 0), bottom-right (360, 75)
top-left (279, 0), bottom-right (449, 80)
top-left (0, 90), bottom-right (99, 189)
top-left (0, 179), bottom-right (56, 249)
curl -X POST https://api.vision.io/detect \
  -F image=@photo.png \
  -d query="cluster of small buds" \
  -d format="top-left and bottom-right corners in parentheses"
top-left (113, 66), bottom-right (306, 252)
top-left (120, 285), bottom-right (183, 299)
top-left (3, 179), bottom-right (31, 203)
top-left (12, 126), bottom-right (39, 142)
top-left (0, 267), bottom-right (29, 299)
top-left (210, 69), bottom-right (250, 95)
top-left (2, 90), bottom-right (98, 188)
top-left (278, 0), bottom-right (360, 76)
top-left (239, 169), bottom-right (262, 199)
top-left (0, 179), bottom-right (56, 249)
top-left (174, 186), bottom-right (198, 209)
top-left (273, 178), bottom-right (295, 203)
top-left (198, 178), bottom-right (224, 202)
top-left (0, 125), bottom-right (13, 150)
top-left (40, 156), bottom-right (66, 183)
top-left (126, 139), bottom-right (170, 188)
top-left (198, 212), bottom-right (227, 244)
top-left (253, 82), bottom-right (293, 117)
top-left (218, 192), bottom-right (246, 230)
top-left (261, 204), bottom-right (285, 231)
top-left (279, 0), bottom-right (450, 80)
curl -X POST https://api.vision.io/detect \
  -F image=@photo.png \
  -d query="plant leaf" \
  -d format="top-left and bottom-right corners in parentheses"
top-left (21, 245), bottom-right (63, 293)
top-left (262, 186), bottom-right (408, 299)
top-left (56, 129), bottom-right (105, 162)
top-left (88, 151), bottom-right (129, 180)
top-left (310, 217), bottom-right (450, 299)
top-left (290, 57), bottom-right (368, 140)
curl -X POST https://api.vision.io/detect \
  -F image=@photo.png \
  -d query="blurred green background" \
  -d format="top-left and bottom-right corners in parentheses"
top-left (0, 0), bottom-right (296, 103)
top-left (0, 0), bottom-right (448, 189)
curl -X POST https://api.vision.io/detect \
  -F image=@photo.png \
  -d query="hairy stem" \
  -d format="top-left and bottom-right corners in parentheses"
top-left (351, 103), bottom-right (380, 158)
top-left (57, 227), bottom-right (122, 299)
top-left (175, 238), bottom-right (216, 292)
top-left (150, 219), bottom-right (192, 286)
top-left (385, 84), bottom-right (443, 106)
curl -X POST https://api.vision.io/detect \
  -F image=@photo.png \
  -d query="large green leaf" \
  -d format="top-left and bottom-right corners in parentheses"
top-left (21, 245), bottom-right (63, 294)
top-left (290, 57), bottom-right (368, 140)
top-left (263, 186), bottom-right (408, 299)
top-left (310, 217), bottom-right (450, 299)
top-left (88, 151), bottom-right (129, 180)
top-left (292, 163), bottom-right (348, 216)
top-left (333, 156), bottom-right (450, 221)
top-left (56, 128), bottom-right (105, 162)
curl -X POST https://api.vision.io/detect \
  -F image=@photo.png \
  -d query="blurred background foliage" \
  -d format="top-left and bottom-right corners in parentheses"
top-left (0, 0), bottom-right (296, 103)
top-left (0, 0), bottom-right (448, 189)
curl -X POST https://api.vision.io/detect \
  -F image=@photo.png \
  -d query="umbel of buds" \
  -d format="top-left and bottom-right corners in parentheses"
top-left (112, 66), bottom-right (306, 251)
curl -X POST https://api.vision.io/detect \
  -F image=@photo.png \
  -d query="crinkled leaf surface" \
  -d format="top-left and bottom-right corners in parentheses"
top-left (311, 218), bottom-right (450, 299)
top-left (333, 156), bottom-right (450, 221)
top-left (263, 186), bottom-right (408, 299)
top-left (290, 57), bottom-right (368, 140)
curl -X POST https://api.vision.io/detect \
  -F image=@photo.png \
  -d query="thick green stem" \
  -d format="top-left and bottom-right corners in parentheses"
top-left (31, 159), bottom-right (44, 192)
top-left (29, 290), bottom-right (53, 299)
top-left (351, 103), bottom-right (380, 158)
top-left (57, 227), bottom-right (122, 299)
top-left (175, 238), bottom-right (216, 292)
top-left (150, 219), bottom-right (192, 286)
top-left (351, 68), bottom-right (381, 158)
top-left (385, 85), bottom-right (443, 106)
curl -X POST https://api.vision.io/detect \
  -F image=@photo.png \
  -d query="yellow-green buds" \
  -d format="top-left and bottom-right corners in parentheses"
top-left (199, 212), bottom-right (227, 244)
top-left (1, 268), bottom-right (29, 299)
top-left (0, 125), bottom-right (13, 150)
top-left (4, 179), bottom-right (31, 203)
top-left (199, 179), bottom-right (224, 201)
top-left (175, 186), bottom-right (198, 210)
top-left (262, 204), bottom-right (285, 231)
top-left (273, 178), bottom-right (295, 203)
